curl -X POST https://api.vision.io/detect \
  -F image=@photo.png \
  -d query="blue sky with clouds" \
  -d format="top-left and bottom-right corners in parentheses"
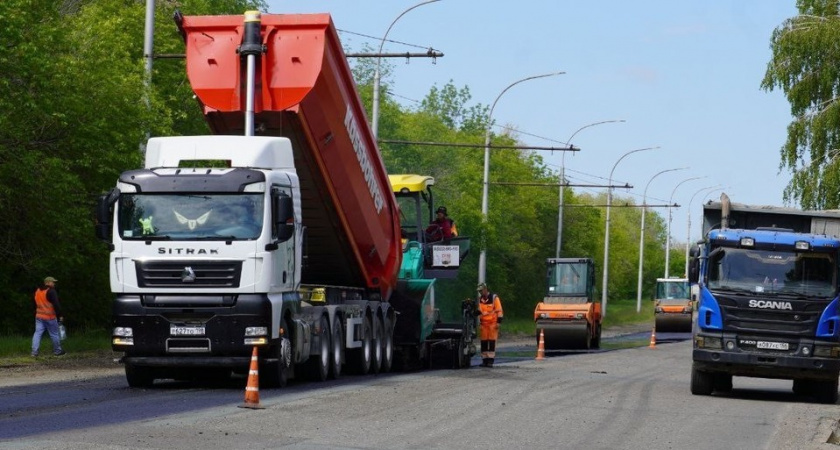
top-left (266, 1), bottom-right (799, 243)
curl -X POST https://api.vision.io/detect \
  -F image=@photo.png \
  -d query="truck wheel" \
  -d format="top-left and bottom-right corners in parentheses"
top-left (371, 316), bottom-right (384, 375)
top-left (263, 319), bottom-right (292, 388)
top-left (305, 315), bottom-right (330, 382)
top-left (690, 363), bottom-right (714, 395)
top-left (380, 317), bottom-right (394, 373)
top-left (329, 316), bottom-right (343, 380)
top-left (713, 373), bottom-right (733, 393)
top-left (349, 315), bottom-right (373, 374)
top-left (125, 363), bottom-right (155, 388)
top-left (814, 379), bottom-right (839, 404)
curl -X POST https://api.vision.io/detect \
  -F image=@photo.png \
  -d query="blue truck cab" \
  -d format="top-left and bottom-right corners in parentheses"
top-left (689, 198), bottom-right (840, 403)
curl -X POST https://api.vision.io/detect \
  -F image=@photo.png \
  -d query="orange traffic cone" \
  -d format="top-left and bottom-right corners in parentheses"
top-left (649, 327), bottom-right (657, 349)
top-left (239, 346), bottom-right (265, 409)
top-left (536, 329), bottom-right (546, 361)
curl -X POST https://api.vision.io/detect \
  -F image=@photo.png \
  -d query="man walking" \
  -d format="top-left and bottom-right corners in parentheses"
top-left (32, 276), bottom-right (65, 357)
top-left (477, 283), bottom-right (503, 367)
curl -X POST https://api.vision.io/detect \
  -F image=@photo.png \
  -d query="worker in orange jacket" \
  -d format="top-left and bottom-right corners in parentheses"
top-left (31, 276), bottom-right (65, 357)
top-left (477, 283), bottom-right (503, 367)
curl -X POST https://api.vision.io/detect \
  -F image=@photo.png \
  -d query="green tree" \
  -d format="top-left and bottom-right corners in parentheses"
top-left (0, 0), bottom-right (263, 334)
top-left (762, 0), bottom-right (840, 209)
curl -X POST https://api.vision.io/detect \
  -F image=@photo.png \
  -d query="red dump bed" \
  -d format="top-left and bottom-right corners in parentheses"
top-left (180, 13), bottom-right (401, 301)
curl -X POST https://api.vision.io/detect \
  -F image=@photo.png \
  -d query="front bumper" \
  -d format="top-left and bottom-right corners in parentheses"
top-left (693, 333), bottom-right (840, 380)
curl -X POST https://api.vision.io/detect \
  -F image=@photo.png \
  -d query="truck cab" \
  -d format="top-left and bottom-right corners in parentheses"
top-left (690, 198), bottom-right (840, 403)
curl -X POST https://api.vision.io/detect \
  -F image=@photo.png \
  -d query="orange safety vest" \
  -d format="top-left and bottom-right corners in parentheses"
top-left (34, 288), bottom-right (56, 320)
top-left (479, 293), bottom-right (503, 325)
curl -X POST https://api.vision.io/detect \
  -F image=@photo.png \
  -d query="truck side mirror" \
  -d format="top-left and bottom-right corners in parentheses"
top-left (688, 245), bottom-right (700, 283)
top-left (272, 189), bottom-right (294, 243)
top-left (95, 188), bottom-right (120, 243)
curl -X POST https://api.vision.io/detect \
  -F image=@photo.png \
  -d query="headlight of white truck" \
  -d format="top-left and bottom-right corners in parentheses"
top-left (112, 327), bottom-right (134, 345)
top-left (245, 327), bottom-right (267, 336)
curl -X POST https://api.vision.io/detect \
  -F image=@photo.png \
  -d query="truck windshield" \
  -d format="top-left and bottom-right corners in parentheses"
top-left (707, 247), bottom-right (837, 297)
top-left (118, 193), bottom-right (264, 240)
top-left (547, 262), bottom-right (588, 296)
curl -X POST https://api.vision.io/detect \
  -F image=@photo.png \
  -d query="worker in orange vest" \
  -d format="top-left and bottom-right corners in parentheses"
top-left (477, 283), bottom-right (503, 367)
top-left (31, 276), bottom-right (65, 357)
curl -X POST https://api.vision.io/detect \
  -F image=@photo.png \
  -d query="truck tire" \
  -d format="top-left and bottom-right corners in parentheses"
top-left (125, 363), bottom-right (155, 388)
top-left (381, 317), bottom-right (394, 373)
top-left (329, 316), bottom-right (344, 380)
top-left (263, 319), bottom-right (292, 388)
top-left (348, 315), bottom-right (373, 374)
top-left (305, 315), bottom-right (330, 382)
top-left (371, 315), bottom-right (384, 375)
top-left (713, 373), bottom-right (733, 393)
top-left (814, 379), bottom-right (839, 404)
top-left (690, 363), bottom-right (714, 395)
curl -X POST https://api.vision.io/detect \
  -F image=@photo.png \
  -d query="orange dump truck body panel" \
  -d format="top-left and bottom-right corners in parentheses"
top-left (180, 13), bottom-right (401, 300)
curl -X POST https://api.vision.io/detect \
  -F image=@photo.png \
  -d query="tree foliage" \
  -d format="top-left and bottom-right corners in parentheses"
top-left (0, 0), bottom-right (263, 334)
top-left (762, 0), bottom-right (840, 209)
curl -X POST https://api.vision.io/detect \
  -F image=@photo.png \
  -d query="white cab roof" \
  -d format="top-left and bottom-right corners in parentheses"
top-left (145, 136), bottom-right (294, 169)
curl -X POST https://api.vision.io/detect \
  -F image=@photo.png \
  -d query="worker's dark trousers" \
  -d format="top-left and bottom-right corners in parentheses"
top-left (480, 340), bottom-right (496, 367)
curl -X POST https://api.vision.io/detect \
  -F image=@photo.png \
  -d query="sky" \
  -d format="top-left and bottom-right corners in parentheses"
top-left (265, 0), bottom-right (799, 244)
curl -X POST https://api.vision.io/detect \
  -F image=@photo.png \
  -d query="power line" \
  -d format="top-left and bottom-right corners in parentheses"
top-left (336, 28), bottom-right (441, 52)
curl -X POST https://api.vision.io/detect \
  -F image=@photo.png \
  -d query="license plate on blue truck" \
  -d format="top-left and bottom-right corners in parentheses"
top-left (756, 341), bottom-right (789, 350)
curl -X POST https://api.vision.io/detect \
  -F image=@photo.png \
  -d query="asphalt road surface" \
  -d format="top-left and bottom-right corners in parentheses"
top-left (2, 332), bottom-right (839, 449)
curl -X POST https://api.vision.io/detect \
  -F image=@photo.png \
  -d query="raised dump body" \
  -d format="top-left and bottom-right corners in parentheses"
top-left (180, 13), bottom-right (401, 300)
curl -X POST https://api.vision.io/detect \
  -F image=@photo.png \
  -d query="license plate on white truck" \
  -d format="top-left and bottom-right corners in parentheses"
top-left (170, 326), bottom-right (205, 336)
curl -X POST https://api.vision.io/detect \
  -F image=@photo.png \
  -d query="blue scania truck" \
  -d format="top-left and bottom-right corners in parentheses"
top-left (689, 194), bottom-right (840, 403)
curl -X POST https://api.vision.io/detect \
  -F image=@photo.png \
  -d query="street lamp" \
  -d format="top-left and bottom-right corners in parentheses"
top-left (556, 120), bottom-right (626, 258)
top-left (684, 185), bottom-right (723, 277)
top-left (371, 0), bottom-right (441, 139)
top-left (665, 176), bottom-right (705, 278)
top-left (478, 71), bottom-right (565, 285)
top-left (635, 167), bottom-right (688, 313)
top-left (601, 146), bottom-right (659, 317)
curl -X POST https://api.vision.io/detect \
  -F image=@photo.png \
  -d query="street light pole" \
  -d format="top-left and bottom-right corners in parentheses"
top-left (371, 0), bottom-right (441, 139)
top-left (478, 71), bottom-right (565, 285)
top-left (684, 185), bottom-right (723, 276)
top-left (636, 167), bottom-right (687, 313)
top-left (556, 119), bottom-right (625, 258)
top-left (665, 176), bottom-right (705, 278)
top-left (601, 146), bottom-right (659, 317)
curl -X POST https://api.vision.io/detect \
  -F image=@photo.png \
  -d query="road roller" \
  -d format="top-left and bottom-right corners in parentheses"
top-left (534, 258), bottom-right (601, 350)
top-left (653, 277), bottom-right (693, 332)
